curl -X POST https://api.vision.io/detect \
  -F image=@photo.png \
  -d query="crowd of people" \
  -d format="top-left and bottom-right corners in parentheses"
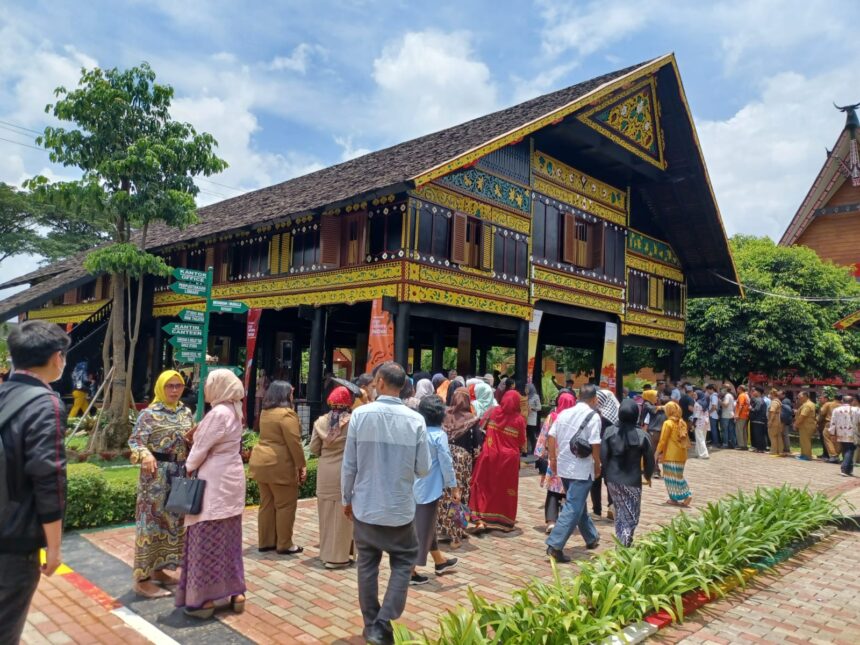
top-left (2, 320), bottom-right (860, 645)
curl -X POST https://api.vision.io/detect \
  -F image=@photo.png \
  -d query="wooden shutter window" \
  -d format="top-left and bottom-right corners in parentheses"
top-left (269, 234), bottom-right (281, 275)
top-left (205, 246), bottom-right (216, 274)
top-left (451, 211), bottom-right (468, 264)
top-left (648, 276), bottom-right (659, 309)
top-left (278, 232), bottom-right (291, 274)
top-left (320, 214), bottom-right (341, 267)
top-left (62, 289), bottom-right (76, 305)
top-left (591, 222), bottom-right (604, 271)
top-left (562, 212), bottom-right (576, 264)
top-left (480, 224), bottom-right (493, 270)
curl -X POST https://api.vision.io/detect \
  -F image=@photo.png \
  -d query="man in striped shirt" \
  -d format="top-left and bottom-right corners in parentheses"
top-left (828, 396), bottom-right (860, 477)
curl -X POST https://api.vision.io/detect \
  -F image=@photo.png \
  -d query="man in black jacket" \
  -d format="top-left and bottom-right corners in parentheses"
top-left (0, 320), bottom-right (70, 643)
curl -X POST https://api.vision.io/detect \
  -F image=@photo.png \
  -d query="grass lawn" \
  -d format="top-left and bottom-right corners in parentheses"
top-left (101, 465), bottom-right (139, 484)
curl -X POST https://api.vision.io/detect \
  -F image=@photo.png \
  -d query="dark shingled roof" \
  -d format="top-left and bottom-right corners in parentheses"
top-left (0, 265), bottom-right (93, 321)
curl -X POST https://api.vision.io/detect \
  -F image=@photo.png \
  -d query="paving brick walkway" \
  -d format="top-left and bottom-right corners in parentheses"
top-left (23, 448), bottom-right (860, 644)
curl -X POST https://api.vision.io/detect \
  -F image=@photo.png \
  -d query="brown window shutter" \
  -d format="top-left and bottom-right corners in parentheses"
top-left (205, 245), bottom-right (216, 272)
top-left (480, 224), bottom-right (493, 270)
top-left (451, 211), bottom-right (467, 264)
top-left (269, 234), bottom-right (280, 275)
top-left (648, 276), bottom-right (659, 309)
top-left (657, 278), bottom-right (665, 310)
top-left (591, 223), bottom-right (604, 271)
top-left (562, 212), bottom-right (576, 264)
top-left (320, 214), bottom-right (341, 267)
top-left (63, 289), bottom-right (76, 305)
top-left (279, 232), bottom-right (291, 274)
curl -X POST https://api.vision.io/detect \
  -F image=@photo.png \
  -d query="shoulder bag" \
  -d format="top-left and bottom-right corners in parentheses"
top-left (569, 411), bottom-right (597, 458)
top-left (165, 467), bottom-right (206, 516)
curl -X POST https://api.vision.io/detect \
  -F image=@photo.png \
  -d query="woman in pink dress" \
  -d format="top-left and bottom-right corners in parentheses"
top-left (175, 369), bottom-right (247, 618)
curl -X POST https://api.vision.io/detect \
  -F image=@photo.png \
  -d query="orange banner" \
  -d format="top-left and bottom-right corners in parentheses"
top-left (366, 298), bottom-right (394, 372)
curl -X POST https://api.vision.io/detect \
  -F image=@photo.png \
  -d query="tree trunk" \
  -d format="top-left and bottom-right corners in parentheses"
top-left (90, 270), bottom-right (129, 451)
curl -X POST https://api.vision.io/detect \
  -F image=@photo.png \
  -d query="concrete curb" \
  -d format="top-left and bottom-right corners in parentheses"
top-left (599, 524), bottom-right (839, 644)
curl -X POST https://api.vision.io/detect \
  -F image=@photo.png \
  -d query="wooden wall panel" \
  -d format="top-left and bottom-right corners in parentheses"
top-left (825, 179), bottom-right (860, 208)
top-left (795, 213), bottom-right (860, 267)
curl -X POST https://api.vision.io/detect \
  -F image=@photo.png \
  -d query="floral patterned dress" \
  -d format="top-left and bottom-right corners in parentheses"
top-left (128, 403), bottom-right (192, 581)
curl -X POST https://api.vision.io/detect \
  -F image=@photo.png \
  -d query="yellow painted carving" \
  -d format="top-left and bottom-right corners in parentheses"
top-left (625, 253), bottom-right (684, 282)
top-left (532, 151), bottom-right (627, 214)
top-left (624, 310), bottom-right (686, 332)
top-left (414, 264), bottom-right (529, 302)
top-left (412, 185), bottom-right (530, 234)
top-left (533, 177), bottom-right (627, 226)
top-left (26, 300), bottom-right (108, 324)
top-left (406, 285), bottom-right (532, 320)
top-left (532, 283), bottom-right (623, 315)
top-left (622, 322), bottom-right (684, 344)
top-left (533, 267), bottom-right (624, 300)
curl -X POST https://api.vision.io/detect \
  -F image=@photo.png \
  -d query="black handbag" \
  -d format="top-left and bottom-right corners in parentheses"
top-left (165, 469), bottom-right (206, 515)
top-left (569, 411), bottom-right (598, 458)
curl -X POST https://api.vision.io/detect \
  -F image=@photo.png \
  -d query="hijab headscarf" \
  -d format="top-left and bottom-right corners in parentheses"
top-left (489, 389), bottom-right (526, 431)
top-left (446, 377), bottom-right (466, 406)
top-left (443, 388), bottom-right (478, 442)
top-left (618, 398), bottom-right (642, 449)
top-left (472, 381), bottom-right (497, 419)
top-left (550, 392), bottom-right (576, 424)
top-left (205, 368), bottom-right (245, 422)
top-left (663, 400), bottom-right (687, 435)
top-left (642, 389), bottom-right (658, 405)
top-left (323, 386), bottom-right (354, 445)
top-left (596, 389), bottom-right (620, 425)
top-left (431, 373), bottom-right (446, 389)
top-left (414, 379), bottom-right (435, 401)
top-left (150, 370), bottom-right (185, 411)
top-left (695, 389), bottom-right (708, 411)
top-left (436, 379), bottom-right (451, 402)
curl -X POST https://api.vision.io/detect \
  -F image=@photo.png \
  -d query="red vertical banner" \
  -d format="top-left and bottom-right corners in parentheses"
top-left (366, 298), bottom-right (394, 373)
top-left (243, 308), bottom-right (263, 420)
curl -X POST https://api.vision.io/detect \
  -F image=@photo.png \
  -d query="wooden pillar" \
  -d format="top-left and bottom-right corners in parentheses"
top-left (307, 307), bottom-right (326, 426)
top-left (515, 319), bottom-right (528, 394)
top-left (411, 339), bottom-right (422, 374)
top-left (670, 345), bottom-right (682, 382)
top-left (354, 332), bottom-right (368, 376)
top-left (432, 329), bottom-right (444, 373)
top-left (394, 302), bottom-right (411, 368)
top-left (152, 316), bottom-right (164, 377)
top-left (478, 345), bottom-right (488, 376)
top-left (615, 332), bottom-right (624, 399)
top-left (533, 340), bottom-right (544, 398)
top-left (456, 327), bottom-right (472, 377)
top-left (591, 345), bottom-right (602, 385)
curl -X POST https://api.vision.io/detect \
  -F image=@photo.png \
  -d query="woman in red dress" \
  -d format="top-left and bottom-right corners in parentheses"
top-left (470, 389), bottom-right (527, 531)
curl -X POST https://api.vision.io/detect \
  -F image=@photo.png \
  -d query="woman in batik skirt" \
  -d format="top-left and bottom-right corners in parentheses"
top-left (129, 370), bottom-right (193, 598)
top-left (655, 401), bottom-right (693, 507)
top-left (175, 369), bottom-right (247, 618)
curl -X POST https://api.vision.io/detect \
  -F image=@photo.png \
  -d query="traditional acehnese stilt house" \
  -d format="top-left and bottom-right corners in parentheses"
top-left (0, 53), bottom-right (739, 424)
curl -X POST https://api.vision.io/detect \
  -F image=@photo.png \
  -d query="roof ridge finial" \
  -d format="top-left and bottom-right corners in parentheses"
top-left (834, 101), bottom-right (860, 134)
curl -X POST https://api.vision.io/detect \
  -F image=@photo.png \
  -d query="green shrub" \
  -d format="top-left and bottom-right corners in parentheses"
top-left (244, 459), bottom-right (318, 505)
top-left (394, 486), bottom-right (839, 644)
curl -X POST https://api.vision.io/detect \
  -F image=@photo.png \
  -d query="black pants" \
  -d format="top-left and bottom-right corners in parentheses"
top-left (525, 425), bottom-right (539, 455)
top-left (0, 551), bottom-right (41, 645)
top-left (590, 475), bottom-right (613, 515)
top-left (544, 491), bottom-right (565, 523)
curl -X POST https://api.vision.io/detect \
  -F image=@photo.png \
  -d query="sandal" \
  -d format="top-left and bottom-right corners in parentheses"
top-left (134, 580), bottom-right (172, 598)
top-left (184, 603), bottom-right (215, 619)
top-left (277, 546), bottom-right (304, 555)
top-left (231, 594), bottom-right (246, 614)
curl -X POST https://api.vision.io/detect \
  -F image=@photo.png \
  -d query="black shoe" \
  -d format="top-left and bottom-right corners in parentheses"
top-left (434, 558), bottom-right (458, 575)
top-left (257, 546), bottom-right (276, 553)
top-left (363, 624), bottom-right (393, 645)
top-left (410, 573), bottom-right (430, 585)
top-left (585, 539), bottom-right (600, 550)
top-left (828, 457), bottom-right (841, 464)
top-left (546, 546), bottom-right (571, 563)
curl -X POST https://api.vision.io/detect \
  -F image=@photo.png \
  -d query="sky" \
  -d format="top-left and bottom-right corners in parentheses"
top-left (1, 0), bottom-right (859, 300)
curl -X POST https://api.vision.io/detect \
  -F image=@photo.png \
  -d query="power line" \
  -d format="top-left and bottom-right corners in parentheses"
top-left (0, 117), bottom-right (245, 195)
top-left (0, 135), bottom-right (43, 152)
top-left (710, 271), bottom-right (860, 302)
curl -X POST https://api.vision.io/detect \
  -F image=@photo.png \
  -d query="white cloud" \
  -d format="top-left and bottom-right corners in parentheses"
top-left (334, 135), bottom-right (371, 162)
top-left (537, 0), bottom-right (652, 59)
top-left (268, 44), bottom-right (324, 74)
top-left (370, 30), bottom-right (499, 139)
top-left (698, 67), bottom-right (860, 240)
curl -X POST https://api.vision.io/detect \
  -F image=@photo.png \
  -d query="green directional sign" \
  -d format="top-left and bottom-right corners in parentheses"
top-left (169, 335), bottom-right (204, 351)
top-left (172, 267), bottom-right (207, 284)
top-left (170, 281), bottom-right (209, 297)
top-left (211, 299), bottom-right (250, 314)
top-left (175, 350), bottom-right (204, 363)
top-left (162, 322), bottom-right (203, 338)
top-left (178, 308), bottom-right (205, 324)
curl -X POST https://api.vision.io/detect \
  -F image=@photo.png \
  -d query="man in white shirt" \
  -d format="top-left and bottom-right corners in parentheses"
top-left (706, 384), bottom-right (720, 445)
top-left (720, 386), bottom-right (737, 448)
top-left (545, 384), bottom-right (602, 562)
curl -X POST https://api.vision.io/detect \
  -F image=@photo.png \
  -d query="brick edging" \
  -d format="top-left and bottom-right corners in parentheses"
top-left (597, 524), bottom-right (839, 645)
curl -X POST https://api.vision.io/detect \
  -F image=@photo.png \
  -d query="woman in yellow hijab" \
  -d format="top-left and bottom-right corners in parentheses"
top-left (655, 401), bottom-right (693, 506)
top-left (128, 369), bottom-right (194, 598)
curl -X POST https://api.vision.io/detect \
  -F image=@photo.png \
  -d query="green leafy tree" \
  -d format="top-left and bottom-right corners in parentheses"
top-left (683, 235), bottom-right (860, 382)
top-left (0, 183), bottom-right (40, 263)
top-left (28, 63), bottom-right (227, 449)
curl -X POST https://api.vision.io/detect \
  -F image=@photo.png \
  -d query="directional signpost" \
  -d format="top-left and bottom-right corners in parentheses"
top-left (165, 266), bottom-right (249, 421)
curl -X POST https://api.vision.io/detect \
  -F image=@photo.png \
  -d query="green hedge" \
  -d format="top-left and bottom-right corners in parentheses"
top-left (66, 459), bottom-right (319, 530)
top-left (394, 486), bottom-right (839, 644)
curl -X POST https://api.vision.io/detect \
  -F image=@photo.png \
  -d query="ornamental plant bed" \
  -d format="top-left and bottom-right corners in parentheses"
top-left (393, 486), bottom-right (839, 645)
top-left (66, 458), bottom-right (319, 530)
